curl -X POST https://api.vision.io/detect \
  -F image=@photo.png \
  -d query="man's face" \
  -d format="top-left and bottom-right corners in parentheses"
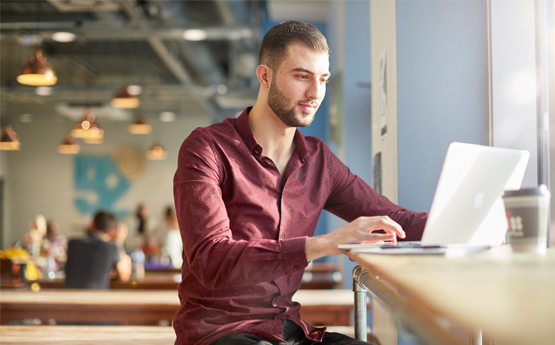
top-left (267, 42), bottom-right (330, 128)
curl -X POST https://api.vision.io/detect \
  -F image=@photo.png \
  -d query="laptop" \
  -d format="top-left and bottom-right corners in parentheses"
top-left (339, 142), bottom-right (530, 255)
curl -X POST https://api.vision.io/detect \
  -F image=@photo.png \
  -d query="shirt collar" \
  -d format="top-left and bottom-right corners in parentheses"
top-left (236, 107), bottom-right (308, 161)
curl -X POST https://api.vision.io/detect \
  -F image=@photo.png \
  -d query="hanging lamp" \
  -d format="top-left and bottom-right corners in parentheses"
top-left (0, 125), bottom-right (21, 151)
top-left (83, 136), bottom-right (104, 144)
top-left (58, 134), bottom-right (80, 154)
top-left (146, 142), bottom-right (167, 160)
top-left (72, 107), bottom-right (104, 140)
top-left (129, 114), bottom-right (152, 134)
top-left (17, 51), bottom-right (57, 86)
top-left (111, 85), bottom-right (140, 109)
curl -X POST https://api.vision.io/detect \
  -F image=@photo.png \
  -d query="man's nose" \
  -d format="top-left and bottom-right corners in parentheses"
top-left (306, 80), bottom-right (325, 100)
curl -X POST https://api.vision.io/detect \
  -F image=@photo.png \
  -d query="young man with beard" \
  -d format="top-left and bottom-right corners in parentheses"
top-left (173, 21), bottom-right (428, 345)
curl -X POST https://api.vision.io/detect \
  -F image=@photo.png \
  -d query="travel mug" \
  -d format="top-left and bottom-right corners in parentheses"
top-left (502, 185), bottom-right (551, 253)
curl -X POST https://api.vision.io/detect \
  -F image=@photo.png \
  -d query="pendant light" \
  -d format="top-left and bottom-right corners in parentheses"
top-left (0, 125), bottom-right (21, 151)
top-left (146, 142), bottom-right (167, 160)
top-left (111, 85), bottom-right (140, 109)
top-left (17, 51), bottom-right (57, 86)
top-left (83, 136), bottom-right (104, 144)
top-left (72, 107), bottom-right (104, 140)
top-left (58, 134), bottom-right (80, 154)
top-left (129, 114), bottom-right (152, 134)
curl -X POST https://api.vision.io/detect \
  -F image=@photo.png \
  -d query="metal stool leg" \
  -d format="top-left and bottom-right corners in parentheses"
top-left (353, 265), bottom-right (368, 341)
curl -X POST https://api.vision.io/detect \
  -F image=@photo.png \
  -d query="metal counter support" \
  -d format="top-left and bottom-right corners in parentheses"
top-left (352, 265), bottom-right (368, 341)
top-left (352, 265), bottom-right (468, 345)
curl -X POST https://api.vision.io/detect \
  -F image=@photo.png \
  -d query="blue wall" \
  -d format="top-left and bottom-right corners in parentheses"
top-left (396, 0), bottom-right (490, 212)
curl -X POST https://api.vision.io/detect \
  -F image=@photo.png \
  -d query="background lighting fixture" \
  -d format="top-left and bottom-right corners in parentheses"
top-left (111, 85), bottom-right (140, 109)
top-left (51, 32), bottom-right (76, 43)
top-left (146, 143), bottom-right (167, 160)
top-left (182, 29), bottom-right (207, 41)
top-left (58, 134), bottom-right (80, 154)
top-left (0, 125), bottom-right (21, 151)
top-left (17, 51), bottom-right (57, 86)
top-left (72, 107), bottom-right (104, 140)
top-left (129, 115), bottom-right (152, 134)
top-left (159, 111), bottom-right (175, 122)
top-left (35, 86), bottom-right (53, 96)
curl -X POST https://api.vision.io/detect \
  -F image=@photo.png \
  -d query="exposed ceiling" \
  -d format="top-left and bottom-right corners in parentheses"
top-left (0, 0), bottom-right (267, 125)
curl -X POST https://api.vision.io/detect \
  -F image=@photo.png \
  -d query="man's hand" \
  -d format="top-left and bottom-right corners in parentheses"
top-left (305, 216), bottom-right (405, 262)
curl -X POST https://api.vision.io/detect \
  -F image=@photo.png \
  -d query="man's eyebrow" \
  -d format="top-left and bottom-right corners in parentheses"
top-left (291, 67), bottom-right (331, 78)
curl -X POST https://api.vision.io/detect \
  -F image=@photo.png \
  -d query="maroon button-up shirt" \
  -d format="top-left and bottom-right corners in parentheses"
top-left (173, 108), bottom-right (427, 345)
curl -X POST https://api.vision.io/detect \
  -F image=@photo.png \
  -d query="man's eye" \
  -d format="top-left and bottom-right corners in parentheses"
top-left (321, 79), bottom-right (330, 84)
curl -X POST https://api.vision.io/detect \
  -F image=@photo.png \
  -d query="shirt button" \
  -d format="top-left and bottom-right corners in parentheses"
top-left (294, 266), bottom-right (299, 270)
top-left (253, 149), bottom-right (259, 154)
top-left (281, 233), bottom-right (285, 239)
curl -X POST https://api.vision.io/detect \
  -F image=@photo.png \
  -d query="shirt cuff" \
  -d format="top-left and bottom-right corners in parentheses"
top-left (281, 236), bottom-right (309, 271)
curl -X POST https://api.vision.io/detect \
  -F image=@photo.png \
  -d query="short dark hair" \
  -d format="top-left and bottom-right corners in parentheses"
top-left (92, 211), bottom-right (117, 234)
top-left (259, 20), bottom-right (329, 72)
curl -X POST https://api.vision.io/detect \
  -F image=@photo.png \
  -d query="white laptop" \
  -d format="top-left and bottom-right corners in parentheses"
top-left (339, 142), bottom-right (530, 254)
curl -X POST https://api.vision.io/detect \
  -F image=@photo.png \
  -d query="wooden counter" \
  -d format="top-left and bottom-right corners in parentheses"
top-left (349, 246), bottom-right (555, 345)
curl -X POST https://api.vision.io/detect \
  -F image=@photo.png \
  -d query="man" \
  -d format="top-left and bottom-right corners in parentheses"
top-left (173, 21), bottom-right (428, 345)
top-left (64, 210), bottom-right (131, 289)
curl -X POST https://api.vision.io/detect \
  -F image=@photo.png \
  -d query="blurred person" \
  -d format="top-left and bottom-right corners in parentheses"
top-left (19, 214), bottom-right (48, 257)
top-left (126, 203), bottom-right (150, 250)
top-left (64, 211), bottom-right (131, 289)
top-left (157, 206), bottom-right (182, 268)
top-left (45, 219), bottom-right (68, 270)
top-left (135, 203), bottom-right (149, 235)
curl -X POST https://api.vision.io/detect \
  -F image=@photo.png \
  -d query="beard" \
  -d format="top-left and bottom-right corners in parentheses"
top-left (267, 78), bottom-right (317, 128)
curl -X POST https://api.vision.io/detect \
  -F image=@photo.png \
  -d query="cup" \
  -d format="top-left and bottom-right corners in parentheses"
top-left (502, 185), bottom-right (551, 253)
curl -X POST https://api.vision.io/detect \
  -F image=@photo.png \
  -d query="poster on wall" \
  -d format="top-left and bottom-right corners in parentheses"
top-left (73, 147), bottom-right (146, 219)
top-left (379, 49), bottom-right (388, 140)
top-left (74, 156), bottom-right (131, 220)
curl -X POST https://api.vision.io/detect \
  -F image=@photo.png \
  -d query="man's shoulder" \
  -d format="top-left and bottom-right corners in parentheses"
top-left (192, 117), bottom-right (236, 136)
top-left (182, 118), bottom-right (241, 154)
top-left (303, 135), bottom-right (333, 154)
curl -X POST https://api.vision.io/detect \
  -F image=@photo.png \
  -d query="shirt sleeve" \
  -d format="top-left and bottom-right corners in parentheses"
top-left (323, 144), bottom-right (428, 241)
top-left (173, 129), bottom-right (308, 289)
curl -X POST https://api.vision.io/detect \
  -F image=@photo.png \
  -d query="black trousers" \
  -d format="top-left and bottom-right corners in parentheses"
top-left (209, 320), bottom-right (376, 345)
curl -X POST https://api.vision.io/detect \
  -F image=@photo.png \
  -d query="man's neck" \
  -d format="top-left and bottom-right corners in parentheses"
top-left (92, 231), bottom-right (112, 242)
top-left (248, 102), bottom-right (296, 175)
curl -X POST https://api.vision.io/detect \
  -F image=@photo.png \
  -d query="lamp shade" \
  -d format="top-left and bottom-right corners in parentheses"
top-left (129, 115), bottom-right (152, 134)
top-left (72, 107), bottom-right (104, 140)
top-left (111, 85), bottom-right (140, 109)
top-left (0, 125), bottom-right (21, 151)
top-left (58, 134), bottom-right (80, 154)
top-left (146, 142), bottom-right (167, 160)
top-left (17, 51), bottom-right (58, 86)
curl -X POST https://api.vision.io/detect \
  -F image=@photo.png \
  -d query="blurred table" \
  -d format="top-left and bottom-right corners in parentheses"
top-left (0, 289), bottom-right (179, 325)
top-left (25, 262), bottom-right (341, 290)
top-left (0, 288), bottom-right (356, 326)
top-left (26, 271), bottom-right (181, 290)
top-left (0, 325), bottom-right (176, 345)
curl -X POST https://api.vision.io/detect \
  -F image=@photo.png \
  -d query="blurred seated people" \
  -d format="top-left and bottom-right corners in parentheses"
top-left (45, 219), bottom-right (67, 270)
top-left (158, 206), bottom-right (182, 268)
top-left (64, 211), bottom-right (131, 289)
top-left (125, 202), bottom-right (150, 251)
top-left (18, 214), bottom-right (48, 257)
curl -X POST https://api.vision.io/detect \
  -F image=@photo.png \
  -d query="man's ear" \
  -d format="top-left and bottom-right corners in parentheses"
top-left (256, 64), bottom-right (272, 89)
